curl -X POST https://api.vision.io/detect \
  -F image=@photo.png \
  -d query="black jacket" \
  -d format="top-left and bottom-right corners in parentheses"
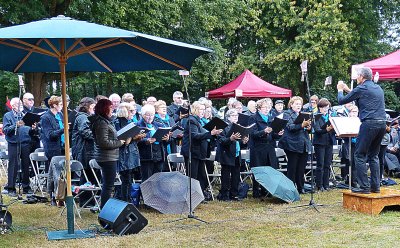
top-left (216, 123), bottom-right (241, 166)
top-left (248, 111), bottom-right (279, 168)
top-left (90, 115), bottom-right (122, 162)
top-left (137, 118), bottom-right (165, 162)
top-left (313, 114), bottom-right (336, 146)
top-left (72, 112), bottom-right (95, 168)
top-left (113, 117), bottom-right (140, 171)
top-left (278, 109), bottom-right (312, 153)
top-left (181, 115), bottom-right (212, 160)
top-left (40, 110), bottom-right (64, 154)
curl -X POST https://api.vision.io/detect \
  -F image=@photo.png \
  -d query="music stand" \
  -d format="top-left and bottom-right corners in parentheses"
top-left (329, 117), bottom-right (361, 189)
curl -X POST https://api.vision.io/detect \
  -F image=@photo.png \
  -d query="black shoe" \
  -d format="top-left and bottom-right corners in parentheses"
top-left (351, 188), bottom-right (371, 194)
top-left (371, 188), bottom-right (380, 193)
top-left (23, 189), bottom-right (34, 195)
top-left (231, 196), bottom-right (242, 202)
top-left (8, 191), bottom-right (17, 197)
top-left (298, 189), bottom-right (306, 194)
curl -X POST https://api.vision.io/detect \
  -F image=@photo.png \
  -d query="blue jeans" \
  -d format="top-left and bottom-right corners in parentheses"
top-left (354, 121), bottom-right (386, 190)
top-left (98, 161), bottom-right (117, 209)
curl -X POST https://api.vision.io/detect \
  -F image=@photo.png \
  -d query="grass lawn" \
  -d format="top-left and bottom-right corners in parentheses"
top-left (2, 180), bottom-right (400, 248)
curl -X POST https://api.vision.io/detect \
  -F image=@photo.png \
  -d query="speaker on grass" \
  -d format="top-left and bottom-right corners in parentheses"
top-left (98, 198), bottom-right (148, 235)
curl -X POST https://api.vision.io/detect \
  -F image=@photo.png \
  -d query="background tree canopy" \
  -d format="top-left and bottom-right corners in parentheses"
top-left (1, 0), bottom-right (400, 117)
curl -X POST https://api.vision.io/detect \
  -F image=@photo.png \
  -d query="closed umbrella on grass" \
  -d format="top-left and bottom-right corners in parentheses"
top-left (141, 171), bottom-right (204, 214)
top-left (251, 166), bottom-right (300, 203)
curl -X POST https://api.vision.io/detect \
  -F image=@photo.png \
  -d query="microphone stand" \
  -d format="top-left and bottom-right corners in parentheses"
top-left (293, 70), bottom-right (323, 212)
top-left (169, 72), bottom-right (207, 224)
top-left (14, 84), bottom-right (25, 200)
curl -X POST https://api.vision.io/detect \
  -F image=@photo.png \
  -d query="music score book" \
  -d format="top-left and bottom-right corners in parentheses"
top-left (117, 123), bottom-right (150, 140)
top-left (230, 122), bottom-right (256, 138)
top-left (329, 117), bottom-right (361, 137)
top-left (203, 117), bottom-right (228, 132)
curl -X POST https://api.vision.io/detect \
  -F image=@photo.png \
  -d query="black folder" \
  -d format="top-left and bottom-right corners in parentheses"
top-left (203, 117), bottom-right (228, 131)
top-left (176, 106), bottom-right (189, 116)
top-left (294, 112), bottom-right (312, 124)
top-left (321, 120), bottom-right (331, 130)
top-left (270, 117), bottom-right (288, 132)
top-left (230, 123), bottom-right (255, 138)
top-left (22, 112), bottom-right (44, 127)
top-left (152, 127), bottom-right (172, 142)
top-left (237, 113), bottom-right (251, 126)
top-left (117, 123), bottom-right (149, 140)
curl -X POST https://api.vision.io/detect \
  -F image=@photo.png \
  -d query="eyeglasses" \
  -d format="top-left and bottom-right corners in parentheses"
top-left (129, 110), bottom-right (136, 113)
top-left (27, 98), bottom-right (34, 101)
top-left (144, 113), bottom-right (154, 116)
top-left (311, 101), bottom-right (317, 104)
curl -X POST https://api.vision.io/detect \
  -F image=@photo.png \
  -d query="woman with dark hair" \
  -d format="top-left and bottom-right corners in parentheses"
top-left (71, 97), bottom-right (97, 206)
top-left (90, 99), bottom-right (126, 208)
top-left (40, 95), bottom-right (64, 172)
top-left (279, 96), bottom-right (312, 194)
top-left (137, 104), bottom-right (169, 182)
top-left (113, 103), bottom-right (144, 202)
top-left (313, 98), bottom-right (336, 191)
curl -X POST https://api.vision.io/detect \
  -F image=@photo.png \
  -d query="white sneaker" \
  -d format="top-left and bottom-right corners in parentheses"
top-left (1, 189), bottom-right (8, 194)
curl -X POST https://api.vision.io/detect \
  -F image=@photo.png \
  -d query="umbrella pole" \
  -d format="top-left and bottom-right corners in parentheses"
top-left (47, 41), bottom-right (93, 240)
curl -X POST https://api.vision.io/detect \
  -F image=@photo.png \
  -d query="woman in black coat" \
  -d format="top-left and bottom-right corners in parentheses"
top-left (248, 98), bottom-right (283, 198)
top-left (91, 99), bottom-right (125, 209)
top-left (181, 101), bottom-right (222, 193)
top-left (313, 98), bottom-right (336, 191)
top-left (137, 104), bottom-right (170, 182)
top-left (40, 95), bottom-right (65, 172)
top-left (216, 109), bottom-right (248, 201)
top-left (278, 96), bottom-right (312, 194)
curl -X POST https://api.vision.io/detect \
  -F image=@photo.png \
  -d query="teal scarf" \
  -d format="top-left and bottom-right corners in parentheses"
top-left (55, 113), bottom-right (64, 145)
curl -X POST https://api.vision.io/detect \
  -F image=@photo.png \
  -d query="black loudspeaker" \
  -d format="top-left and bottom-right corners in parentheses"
top-left (98, 198), bottom-right (148, 235)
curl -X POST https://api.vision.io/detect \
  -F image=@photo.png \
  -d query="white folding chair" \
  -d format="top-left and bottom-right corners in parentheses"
top-left (204, 151), bottom-right (221, 201)
top-left (0, 151), bottom-right (8, 178)
top-left (240, 150), bottom-right (253, 183)
top-left (29, 152), bottom-right (48, 196)
top-left (167, 153), bottom-right (186, 175)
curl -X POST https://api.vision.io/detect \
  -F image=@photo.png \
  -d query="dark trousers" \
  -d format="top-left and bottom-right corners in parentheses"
top-left (354, 121), bottom-right (386, 191)
top-left (98, 161), bottom-right (117, 209)
top-left (314, 144), bottom-right (333, 189)
top-left (285, 150), bottom-right (308, 191)
top-left (140, 161), bottom-right (163, 182)
top-left (118, 169), bottom-right (133, 202)
top-left (220, 157), bottom-right (241, 199)
top-left (6, 142), bottom-right (31, 192)
top-left (378, 145), bottom-right (387, 179)
top-left (184, 157), bottom-right (207, 191)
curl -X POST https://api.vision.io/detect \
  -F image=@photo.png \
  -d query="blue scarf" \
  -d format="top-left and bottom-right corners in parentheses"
top-left (146, 123), bottom-right (159, 145)
top-left (200, 117), bottom-right (209, 126)
top-left (259, 112), bottom-right (269, 123)
top-left (55, 113), bottom-right (64, 145)
top-left (155, 114), bottom-right (171, 153)
top-left (322, 113), bottom-right (329, 122)
top-left (236, 141), bottom-right (240, 157)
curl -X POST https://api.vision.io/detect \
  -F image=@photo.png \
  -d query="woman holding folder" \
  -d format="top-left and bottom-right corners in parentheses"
top-left (216, 109), bottom-right (248, 201)
top-left (114, 103), bottom-right (144, 201)
top-left (313, 98), bottom-right (336, 191)
top-left (248, 98), bottom-right (281, 198)
top-left (181, 101), bottom-right (222, 195)
top-left (137, 104), bottom-right (170, 182)
top-left (278, 96), bottom-right (312, 194)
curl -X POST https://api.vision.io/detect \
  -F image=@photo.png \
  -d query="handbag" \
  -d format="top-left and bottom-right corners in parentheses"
top-left (55, 172), bottom-right (67, 201)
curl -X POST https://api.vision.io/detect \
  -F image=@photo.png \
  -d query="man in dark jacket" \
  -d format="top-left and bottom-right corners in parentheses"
top-left (167, 91), bottom-right (184, 122)
top-left (337, 67), bottom-right (386, 194)
top-left (2, 97), bottom-right (36, 196)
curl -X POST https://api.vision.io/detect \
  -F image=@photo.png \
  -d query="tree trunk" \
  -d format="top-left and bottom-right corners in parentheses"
top-left (25, 72), bottom-right (48, 107)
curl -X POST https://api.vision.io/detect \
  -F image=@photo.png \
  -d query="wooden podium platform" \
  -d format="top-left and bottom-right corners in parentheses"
top-left (342, 188), bottom-right (400, 215)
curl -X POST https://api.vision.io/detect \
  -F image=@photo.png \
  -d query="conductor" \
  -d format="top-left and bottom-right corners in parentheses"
top-left (337, 67), bottom-right (386, 194)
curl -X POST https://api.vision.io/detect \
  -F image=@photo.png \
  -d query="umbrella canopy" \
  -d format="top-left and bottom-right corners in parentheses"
top-left (0, 15), bottom-right (211, 235)
top-left (206, 69), bottom-right (292, 99)
top-left (140, 172), bottom-right (204, 214)
top-left (351, 50), bottom-right (400, 81)
top-left (251, 166), bottom-right (300, 203)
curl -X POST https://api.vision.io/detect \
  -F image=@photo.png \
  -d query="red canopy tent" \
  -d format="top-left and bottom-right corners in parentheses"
top-left (206, 69), bottom-right (292, 99)
top-left (351, 49), bottom-right (400, 81)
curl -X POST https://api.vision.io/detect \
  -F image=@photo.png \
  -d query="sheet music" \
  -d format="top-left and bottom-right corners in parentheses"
top-left (329, 117), bottom-right (361, 137)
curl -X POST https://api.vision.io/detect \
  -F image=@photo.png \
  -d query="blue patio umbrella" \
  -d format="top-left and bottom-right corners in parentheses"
top-left (251, 166), bottom-right (300, 203)
top-left (0, 15), bottom-right (211, 239)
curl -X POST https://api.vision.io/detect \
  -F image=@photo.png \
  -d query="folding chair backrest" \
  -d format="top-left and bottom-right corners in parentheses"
top-left (240, 150), bottom-right (250, 160)
top-left (0, 151), bottom-right (8, 160)
top-left (167, 153), bottom-right (185, 163)
top-left (89, 159), bottom-right (102, 189)
top-left (35, 147), bottom-right (45, 153)
top-left (30, 152), bottom-right (48, 162)
top-left (275, 148), bottom-right (286, 158)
